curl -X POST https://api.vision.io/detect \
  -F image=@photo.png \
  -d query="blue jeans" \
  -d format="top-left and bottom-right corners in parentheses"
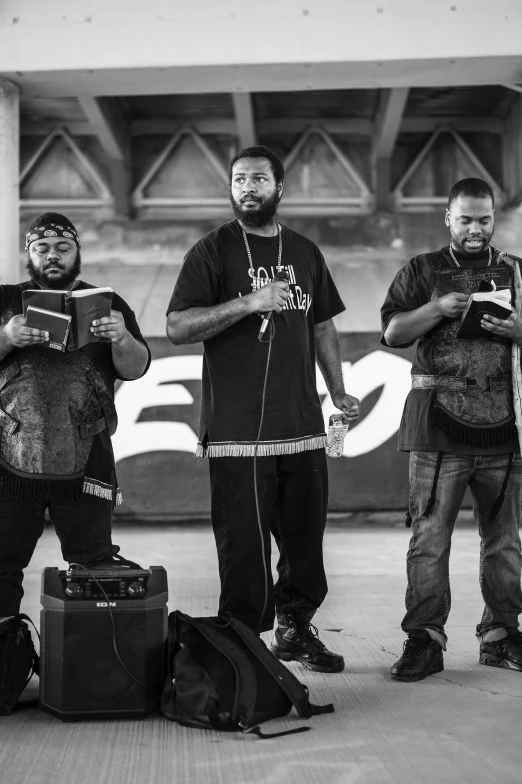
top-left (0, 489), bottom-right (113, 616)
top-left (403, 451), bottom-right (522, 646)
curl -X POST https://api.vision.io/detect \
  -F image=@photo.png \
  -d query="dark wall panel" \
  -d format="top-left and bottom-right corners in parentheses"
top-left (114, 333), bottom-right (415, 520)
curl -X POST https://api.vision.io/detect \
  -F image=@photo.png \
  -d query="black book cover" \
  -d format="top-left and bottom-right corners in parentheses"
top-left (65, 288), bottom-right (113, 351)
top-left (25, 306), bottom-right (72, 352)
top-left (457, 294), bottom-right (512, 339)
top-left (22, 289), bottom-right (67, 316)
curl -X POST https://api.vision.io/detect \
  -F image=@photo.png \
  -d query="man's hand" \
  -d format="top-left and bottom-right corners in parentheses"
top-left (3, 314), bottom-right (48, 347)
top-left (332, 392), bottom-right (360, 425)
top-left (91, 310), bottom-right (129, 344)
top-left (481, 311), bottom-right (522, 344)
top-left (436, 292), bottom-right (469, 318)
top-left (247, 281), bottom-right (289, 315)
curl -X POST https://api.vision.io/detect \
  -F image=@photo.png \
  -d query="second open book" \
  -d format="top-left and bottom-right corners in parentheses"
top-left (456, 279), bottom-right (512, 340)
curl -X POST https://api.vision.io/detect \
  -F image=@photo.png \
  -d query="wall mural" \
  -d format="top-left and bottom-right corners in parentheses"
top-left (113, 334), bottom-right (415, 519)
top-left (113, 349), bottom-right (412, 462)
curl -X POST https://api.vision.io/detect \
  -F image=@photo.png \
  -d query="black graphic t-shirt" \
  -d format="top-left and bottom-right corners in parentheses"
top-left (380, 245), bottom-right (521, 455)
top-left (167, 220), bottom-right (345, 455)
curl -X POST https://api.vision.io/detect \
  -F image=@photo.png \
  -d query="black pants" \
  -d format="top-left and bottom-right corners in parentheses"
top-left (0, 489), bottom-right (113, 616)
top-left (209, 449), bottom-right (329, 633)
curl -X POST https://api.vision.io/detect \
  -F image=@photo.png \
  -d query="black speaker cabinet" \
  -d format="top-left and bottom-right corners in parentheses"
top-left (40, 565), bottom-right (168, 721)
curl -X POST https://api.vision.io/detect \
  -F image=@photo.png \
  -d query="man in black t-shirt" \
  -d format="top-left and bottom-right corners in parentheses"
top-left (381, 178), bottom-right (522, 681)
top-left (0, 213), bottom-right (150, 621)
top-left (167, 145), bottom-right (359, 672)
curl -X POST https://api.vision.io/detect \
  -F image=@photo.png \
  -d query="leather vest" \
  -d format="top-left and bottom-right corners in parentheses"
top-left (424, 248), bottom-right (517, 447)
top-left (0, 284), bottom-right (118, 500)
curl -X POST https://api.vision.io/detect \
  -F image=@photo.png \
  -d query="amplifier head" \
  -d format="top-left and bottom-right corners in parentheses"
top-left (41, 565), bottom-right (168, 606)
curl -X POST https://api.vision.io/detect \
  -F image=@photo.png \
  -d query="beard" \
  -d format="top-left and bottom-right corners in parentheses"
top-left (449, 229), bottom-right (493, 256)
top-left (26, 254), bottom-right (82, 290)
top-left (230, 189), bottom-right (281, 228)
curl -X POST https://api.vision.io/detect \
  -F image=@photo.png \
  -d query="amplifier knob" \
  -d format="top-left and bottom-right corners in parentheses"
top-left (65, 582), bottom-right (83, 598)
top-left (127, 581), bottom-right (145, 597)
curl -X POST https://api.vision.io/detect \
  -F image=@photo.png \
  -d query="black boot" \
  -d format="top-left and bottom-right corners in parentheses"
top-left (390, 630), bottom-right (444, 682)
top-left (480, 628), bottom-right (522, 671)
top-left (270, 613), bottom-right (344, 673)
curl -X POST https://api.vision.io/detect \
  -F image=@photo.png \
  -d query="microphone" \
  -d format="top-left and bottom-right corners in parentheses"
top-left (258, 269), bottom-right (290, 340)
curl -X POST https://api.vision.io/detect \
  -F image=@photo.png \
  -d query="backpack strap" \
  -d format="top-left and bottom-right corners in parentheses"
top-left (228, 618), bottom-right (334, 719)
top-left (6, 614), bottom-right (40, 711)
top-left (16, 613), bottom-right (40, 682)
top-left (183, 615), bottom-right (258, 725)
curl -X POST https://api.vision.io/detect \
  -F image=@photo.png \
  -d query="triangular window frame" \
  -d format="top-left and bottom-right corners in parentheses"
top-left (282, 126), bottom-right (372, 214)
top-left (20, 127), bottom-right (112, 207)
top-left (132, 126), bottom-right (229, 208)
top-left (393, 123), bottom-right (504, 210)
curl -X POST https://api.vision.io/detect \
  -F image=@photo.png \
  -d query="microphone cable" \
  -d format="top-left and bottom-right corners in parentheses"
top-left (67, 562), bottom-right (162, 698)
top-left (253, 314), bottom-right (277, 633)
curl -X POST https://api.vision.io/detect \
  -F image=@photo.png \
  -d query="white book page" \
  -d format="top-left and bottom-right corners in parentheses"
top-left (69, 287), bottom-right (113, 298)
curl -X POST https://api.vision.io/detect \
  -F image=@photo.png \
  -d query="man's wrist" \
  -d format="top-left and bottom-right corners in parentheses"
top-left (240, 292), bottom-right (257, 315)
top-left (0, 325), bottom-right (13, 348)
top-left (110, 330), bottom-right (131, 348)
top-left (431, 299), bottom-right (445, 320)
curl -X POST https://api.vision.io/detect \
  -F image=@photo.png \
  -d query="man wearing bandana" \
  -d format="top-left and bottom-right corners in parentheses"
top-left (0, 213), bottom-right (150, 619)
top-left (167, 146), bottom-right (359, 672)
top-left (381, 179), bottom-right (522, 681)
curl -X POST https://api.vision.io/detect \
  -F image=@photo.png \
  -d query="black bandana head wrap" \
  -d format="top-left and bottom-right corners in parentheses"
top-left (25, 212), bottom-right (81, 252)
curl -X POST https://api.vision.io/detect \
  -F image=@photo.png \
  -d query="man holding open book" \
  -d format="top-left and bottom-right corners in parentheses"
top-left (0, 213), bottom-right (150, 619)
top-left (381, 178), bottom-right (522, 681)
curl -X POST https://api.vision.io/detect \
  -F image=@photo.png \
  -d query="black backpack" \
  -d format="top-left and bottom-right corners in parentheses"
top-left (161, 611), bottom-right (334, 738)
top-left (0, 614), bottom-right (40, 716)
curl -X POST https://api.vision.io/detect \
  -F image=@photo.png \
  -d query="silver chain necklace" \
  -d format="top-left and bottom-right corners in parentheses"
top-left (241, 223), bottom-right (283, 290)
top-left (449, 243), bottom-right (491, 268)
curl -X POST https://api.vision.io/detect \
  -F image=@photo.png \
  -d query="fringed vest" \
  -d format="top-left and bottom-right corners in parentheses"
top-left (0, 284), bottom-right (118, 502)
top-left (425, 248), bottom-right (517, 448)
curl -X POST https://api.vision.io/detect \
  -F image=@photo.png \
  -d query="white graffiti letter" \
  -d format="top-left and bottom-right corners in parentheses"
top-left (113, 355), bottom-right (203, 462)
top-left (318, 351), bottom-right (412, 457)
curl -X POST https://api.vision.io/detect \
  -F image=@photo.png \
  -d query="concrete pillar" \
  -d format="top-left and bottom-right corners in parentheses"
top-left (0, 78), bottom-right (20, 284)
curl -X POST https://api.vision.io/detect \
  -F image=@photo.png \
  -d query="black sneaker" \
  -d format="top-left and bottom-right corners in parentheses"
top-left (480, 629), bottom-right (522, 671)
top-left (270, 613), bottom-right (344, 673)
top-left (390, 630), bottom-right (444, 682)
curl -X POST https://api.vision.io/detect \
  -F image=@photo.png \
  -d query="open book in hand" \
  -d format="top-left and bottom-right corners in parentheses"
top-left (65, 287), bottom-right (113, 350)
top-left (456, 279), bottom-right (513, 339)
top-left (22, 286), bottom-right (113, 351)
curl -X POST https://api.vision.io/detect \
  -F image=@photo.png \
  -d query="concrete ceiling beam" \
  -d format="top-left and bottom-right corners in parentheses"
top-left (6, 58), bottom-right (522, 99)
top-left (372, 87), bottom-right (410, 162)
top-left (20, 116), bottom-right (506, 139)
top-left (2, 1), bottom-right (522, 75)
top-left (77, 96), bottom-right (130, 216)
top-left (77, 96), bottom-right (127, 161)
top-left (372, 88), bottom-right (409, 211)
top-left (231, 92), bottom-right (256, 148)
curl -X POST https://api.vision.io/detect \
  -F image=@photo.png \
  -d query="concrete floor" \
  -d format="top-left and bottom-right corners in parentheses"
top-left (3, 520), bottom-right (522, 784)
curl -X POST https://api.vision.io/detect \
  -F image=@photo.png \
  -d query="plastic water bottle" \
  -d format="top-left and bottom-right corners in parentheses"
top-left (326, 413), bottom-right (349, 458)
